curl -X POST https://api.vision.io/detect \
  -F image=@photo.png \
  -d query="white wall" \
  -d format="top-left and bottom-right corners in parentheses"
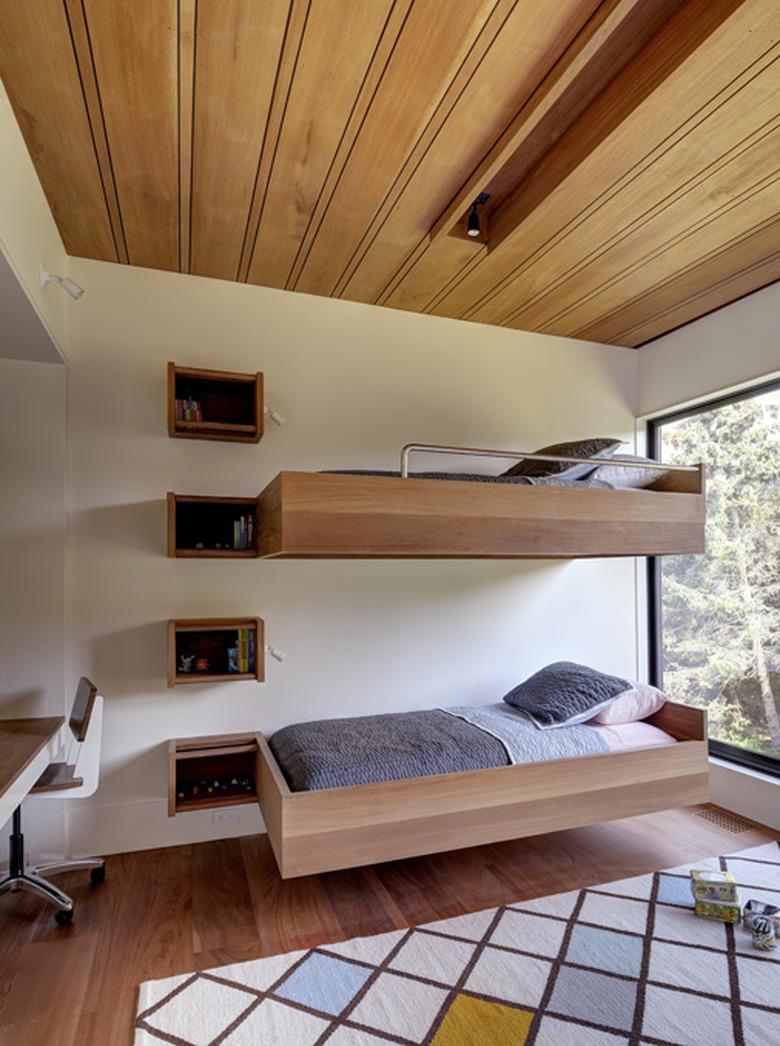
top-left (0, 82), bottom-right (68, 360)
top-left (639, 282), bottom-right (780, 826)
top-left (63, 258), bottom-right (639, 855)
top-left (0, 358), bottom-right (68, 857)
top-left (638, 282), bottom-right (780, 417)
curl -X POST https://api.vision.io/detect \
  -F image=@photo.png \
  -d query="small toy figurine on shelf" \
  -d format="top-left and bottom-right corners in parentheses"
top-left (179, 654), bottom-right (195, 674)
top-left (195, 657), bottom-right (210, 673)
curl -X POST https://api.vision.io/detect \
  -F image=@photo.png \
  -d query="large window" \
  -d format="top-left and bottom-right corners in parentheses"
top-left (648, 379), bottom-right (780, 777)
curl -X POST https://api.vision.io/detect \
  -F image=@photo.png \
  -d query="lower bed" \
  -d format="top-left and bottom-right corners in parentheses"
top-left (268, 705), bottom-right (677, 792)
top-left (257, 702), bottom-right (709, 878)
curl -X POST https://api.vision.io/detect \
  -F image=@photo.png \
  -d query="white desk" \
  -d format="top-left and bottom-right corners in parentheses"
top-left (0, 717), bottom-right (64, 827)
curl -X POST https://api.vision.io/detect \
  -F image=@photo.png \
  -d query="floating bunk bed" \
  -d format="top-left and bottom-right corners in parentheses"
top-left (254, 700), bottom-right (709, 879)
top-left (257, 443), bottom-right (705, 559)
top-left (251, 442), bottom-right (708, 877)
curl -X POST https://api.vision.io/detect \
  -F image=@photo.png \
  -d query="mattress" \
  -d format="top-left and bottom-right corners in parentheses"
top-left (268, 707), bottom-right (675, 792)
top-left (323, 469), bottom-right (614, 488)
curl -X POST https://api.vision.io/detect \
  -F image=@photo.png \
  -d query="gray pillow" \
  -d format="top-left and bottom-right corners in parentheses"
top-left (503, 661), bottom-right (631, 729)
top-left (501, 437), bottom-right (622, 479)
top-left (591, 454), bottom-right (668, 489)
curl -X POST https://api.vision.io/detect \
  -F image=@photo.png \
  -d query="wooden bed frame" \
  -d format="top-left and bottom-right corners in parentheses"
top-left (257, 467), bottom-right (705, 559)
top-left (255, 702), bottom-right (709, 878)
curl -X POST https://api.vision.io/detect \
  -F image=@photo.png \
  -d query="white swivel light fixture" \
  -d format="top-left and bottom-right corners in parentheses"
top-left (40, 264), bottom-right (85, 300)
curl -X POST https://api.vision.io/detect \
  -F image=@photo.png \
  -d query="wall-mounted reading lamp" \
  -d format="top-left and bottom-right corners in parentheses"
top-left (266, 645), bottom-right (286, 663)
top-left (264, 406), bottom-right (286, 427)
top-left (466, 193), bottom-right (491, 238)
top-left (40, 265), bottom-right (85, 300)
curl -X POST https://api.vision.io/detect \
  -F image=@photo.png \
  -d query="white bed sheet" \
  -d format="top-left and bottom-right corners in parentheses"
top-left (590, 719), bottom-right (676, 751)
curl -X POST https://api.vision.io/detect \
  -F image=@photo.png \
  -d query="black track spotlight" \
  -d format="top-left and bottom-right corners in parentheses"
top-left (466, 193), bottom-right (490, 238)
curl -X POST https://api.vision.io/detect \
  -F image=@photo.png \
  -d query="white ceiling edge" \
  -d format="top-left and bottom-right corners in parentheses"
top-left (0, 244), bottom-right (65, 364)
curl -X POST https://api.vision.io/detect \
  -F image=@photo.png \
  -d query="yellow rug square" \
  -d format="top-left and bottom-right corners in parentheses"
top-left (432, 993), bottom-right (533, 1045)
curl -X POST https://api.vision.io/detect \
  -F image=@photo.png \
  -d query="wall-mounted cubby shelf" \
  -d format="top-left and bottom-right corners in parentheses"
top-left (167, 493), bottom-right (259, 558)
top-left (168, 733), bottom-right (259, 816)
top-left (168, 363), bottom-right (263, 443)
top-left (167, 617), bottom-right (265, 687)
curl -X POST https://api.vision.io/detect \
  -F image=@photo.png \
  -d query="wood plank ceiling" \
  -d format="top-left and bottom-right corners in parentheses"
top-left (1, 0), bottom-right (778, 347)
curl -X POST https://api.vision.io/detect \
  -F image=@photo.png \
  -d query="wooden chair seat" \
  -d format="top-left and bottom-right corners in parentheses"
top-left (31, 762), bottom-right (84, 794)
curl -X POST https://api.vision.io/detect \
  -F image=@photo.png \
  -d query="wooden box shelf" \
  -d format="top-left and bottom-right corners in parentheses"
top-left (167, 493), bottom-right (259, 558)
top-left (168, 733), bottom-right (259, 816)
top-left (168, 363), bottom-right (263, 443)
top-left (167, 617), bottom-right (265, 686)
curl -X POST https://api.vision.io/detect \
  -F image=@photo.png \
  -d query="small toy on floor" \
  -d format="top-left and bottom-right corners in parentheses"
top-left (690, 869), bottom-right (741, 922)
top-left (690, 869), bottom-right (739, 903)
top-left (743, 899), bottom-right (780, 932)
top-left (695, 899), bottom-right (742, 923)
top-left (752, 915), bottom-right (777, 951)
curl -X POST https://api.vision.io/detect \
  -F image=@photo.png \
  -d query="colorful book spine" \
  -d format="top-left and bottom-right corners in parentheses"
top-left (174, 397), bottom-right (202, 421)
top-left (230, 515), bottom-right (254, 550)
top-left (248, 628), bottom-right (255, 673)
top-left (238, 628), bottom-right (248, 673)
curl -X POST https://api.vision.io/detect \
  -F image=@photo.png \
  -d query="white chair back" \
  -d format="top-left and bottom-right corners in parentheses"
top-left (33, 694), bottom-right (103, 801)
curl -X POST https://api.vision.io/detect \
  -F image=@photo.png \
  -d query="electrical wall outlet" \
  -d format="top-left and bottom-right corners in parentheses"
top-left (212, 808), bottom-right (239, 826)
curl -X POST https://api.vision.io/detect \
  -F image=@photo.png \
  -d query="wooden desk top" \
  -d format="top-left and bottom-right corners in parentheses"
top-left (0, 717), bottom-right (64, 799)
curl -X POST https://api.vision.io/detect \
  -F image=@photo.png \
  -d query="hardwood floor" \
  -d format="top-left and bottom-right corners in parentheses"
top-left (0, 805), bottom-right (776, 1045)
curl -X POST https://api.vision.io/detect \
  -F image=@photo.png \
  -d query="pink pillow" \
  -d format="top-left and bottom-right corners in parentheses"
top-left (592, 681), bottom-right (667, 725)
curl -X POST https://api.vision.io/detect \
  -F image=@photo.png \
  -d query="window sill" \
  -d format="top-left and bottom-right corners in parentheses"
top-left (708, 756), bottom-right (780, 832)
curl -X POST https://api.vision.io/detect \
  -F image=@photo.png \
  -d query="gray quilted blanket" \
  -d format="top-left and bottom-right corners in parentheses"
top-left (442, 703), bottom-right (609, 763)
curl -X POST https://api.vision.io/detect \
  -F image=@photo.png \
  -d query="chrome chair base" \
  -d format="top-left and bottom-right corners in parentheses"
top-left (1, 807), bottom-right (104, 925)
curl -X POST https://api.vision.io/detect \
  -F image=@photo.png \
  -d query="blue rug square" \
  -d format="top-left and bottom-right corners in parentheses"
top-left (565, 924), bottom-right (644, 977)
top-left (656, 874), bottom-right (695, 908)
top-left (275, 952), bottom-right (372, 1016)
top-left (548, 965), bottom-right (637, 1032)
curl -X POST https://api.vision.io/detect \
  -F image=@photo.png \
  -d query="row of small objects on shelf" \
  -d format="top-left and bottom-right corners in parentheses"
top-left (174, 396), bottom-right (202, 421)
top-left (177, 776), bottom-right (255, 803)
top-left (691, 869), bottom-right (778, 949)
top-left (191, 514), bottom-right (255, 551)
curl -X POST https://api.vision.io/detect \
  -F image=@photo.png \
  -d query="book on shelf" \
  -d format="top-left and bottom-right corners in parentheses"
top-left (227, 628), bottom-right (255, 674)
top-left (174, 396), bottom-right (203, 422)
top-left (232, 514), bottom-right (256, 550)
top-left (238, 628), bottom-right (249, 673)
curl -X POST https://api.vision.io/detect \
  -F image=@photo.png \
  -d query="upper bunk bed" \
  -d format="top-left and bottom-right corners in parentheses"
top-left (257, 442), bottom-right (705, 559)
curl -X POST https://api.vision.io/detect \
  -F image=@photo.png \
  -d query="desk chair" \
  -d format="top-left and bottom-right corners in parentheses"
top-left (0, 677), bottom-right (105, 925)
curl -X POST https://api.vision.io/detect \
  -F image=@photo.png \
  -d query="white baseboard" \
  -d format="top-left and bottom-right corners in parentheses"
top-left (709, 758), bottom-right (780, 831)
top-left (66, 798), bottom-right (265, 856)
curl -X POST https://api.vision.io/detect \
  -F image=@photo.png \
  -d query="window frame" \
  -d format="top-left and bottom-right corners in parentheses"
top-left (646, 376), bottom-right (780, 780)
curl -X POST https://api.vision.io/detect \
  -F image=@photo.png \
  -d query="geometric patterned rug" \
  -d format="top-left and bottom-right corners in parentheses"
top-left (135, 841), bottom-right (780, 1045)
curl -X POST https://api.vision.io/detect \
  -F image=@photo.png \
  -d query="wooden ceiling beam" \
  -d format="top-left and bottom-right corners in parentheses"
top-left (485, 0), bottom-right (748, 258)
top-left (429, 0), bottom-right (686, 246)
top-left (422, 0), bottom-right (758, 327)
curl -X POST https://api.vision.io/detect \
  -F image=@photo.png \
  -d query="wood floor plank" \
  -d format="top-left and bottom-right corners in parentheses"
top-left (191, 836), bottom-right (259, 959)
top-left (241, 833), bottom-right (344, 956)
top-left (74, 846), bottom-right (194, 1045)
top-left (319, 864), bottom-right (408, 939)
top-left (0, 805), bottom-right (775, 1046)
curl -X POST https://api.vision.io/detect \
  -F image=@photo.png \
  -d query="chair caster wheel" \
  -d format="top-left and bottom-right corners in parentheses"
top-left (90, 865), bottom-right (106, 885)
top-left (55, 908), bottom-right (74, 926)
